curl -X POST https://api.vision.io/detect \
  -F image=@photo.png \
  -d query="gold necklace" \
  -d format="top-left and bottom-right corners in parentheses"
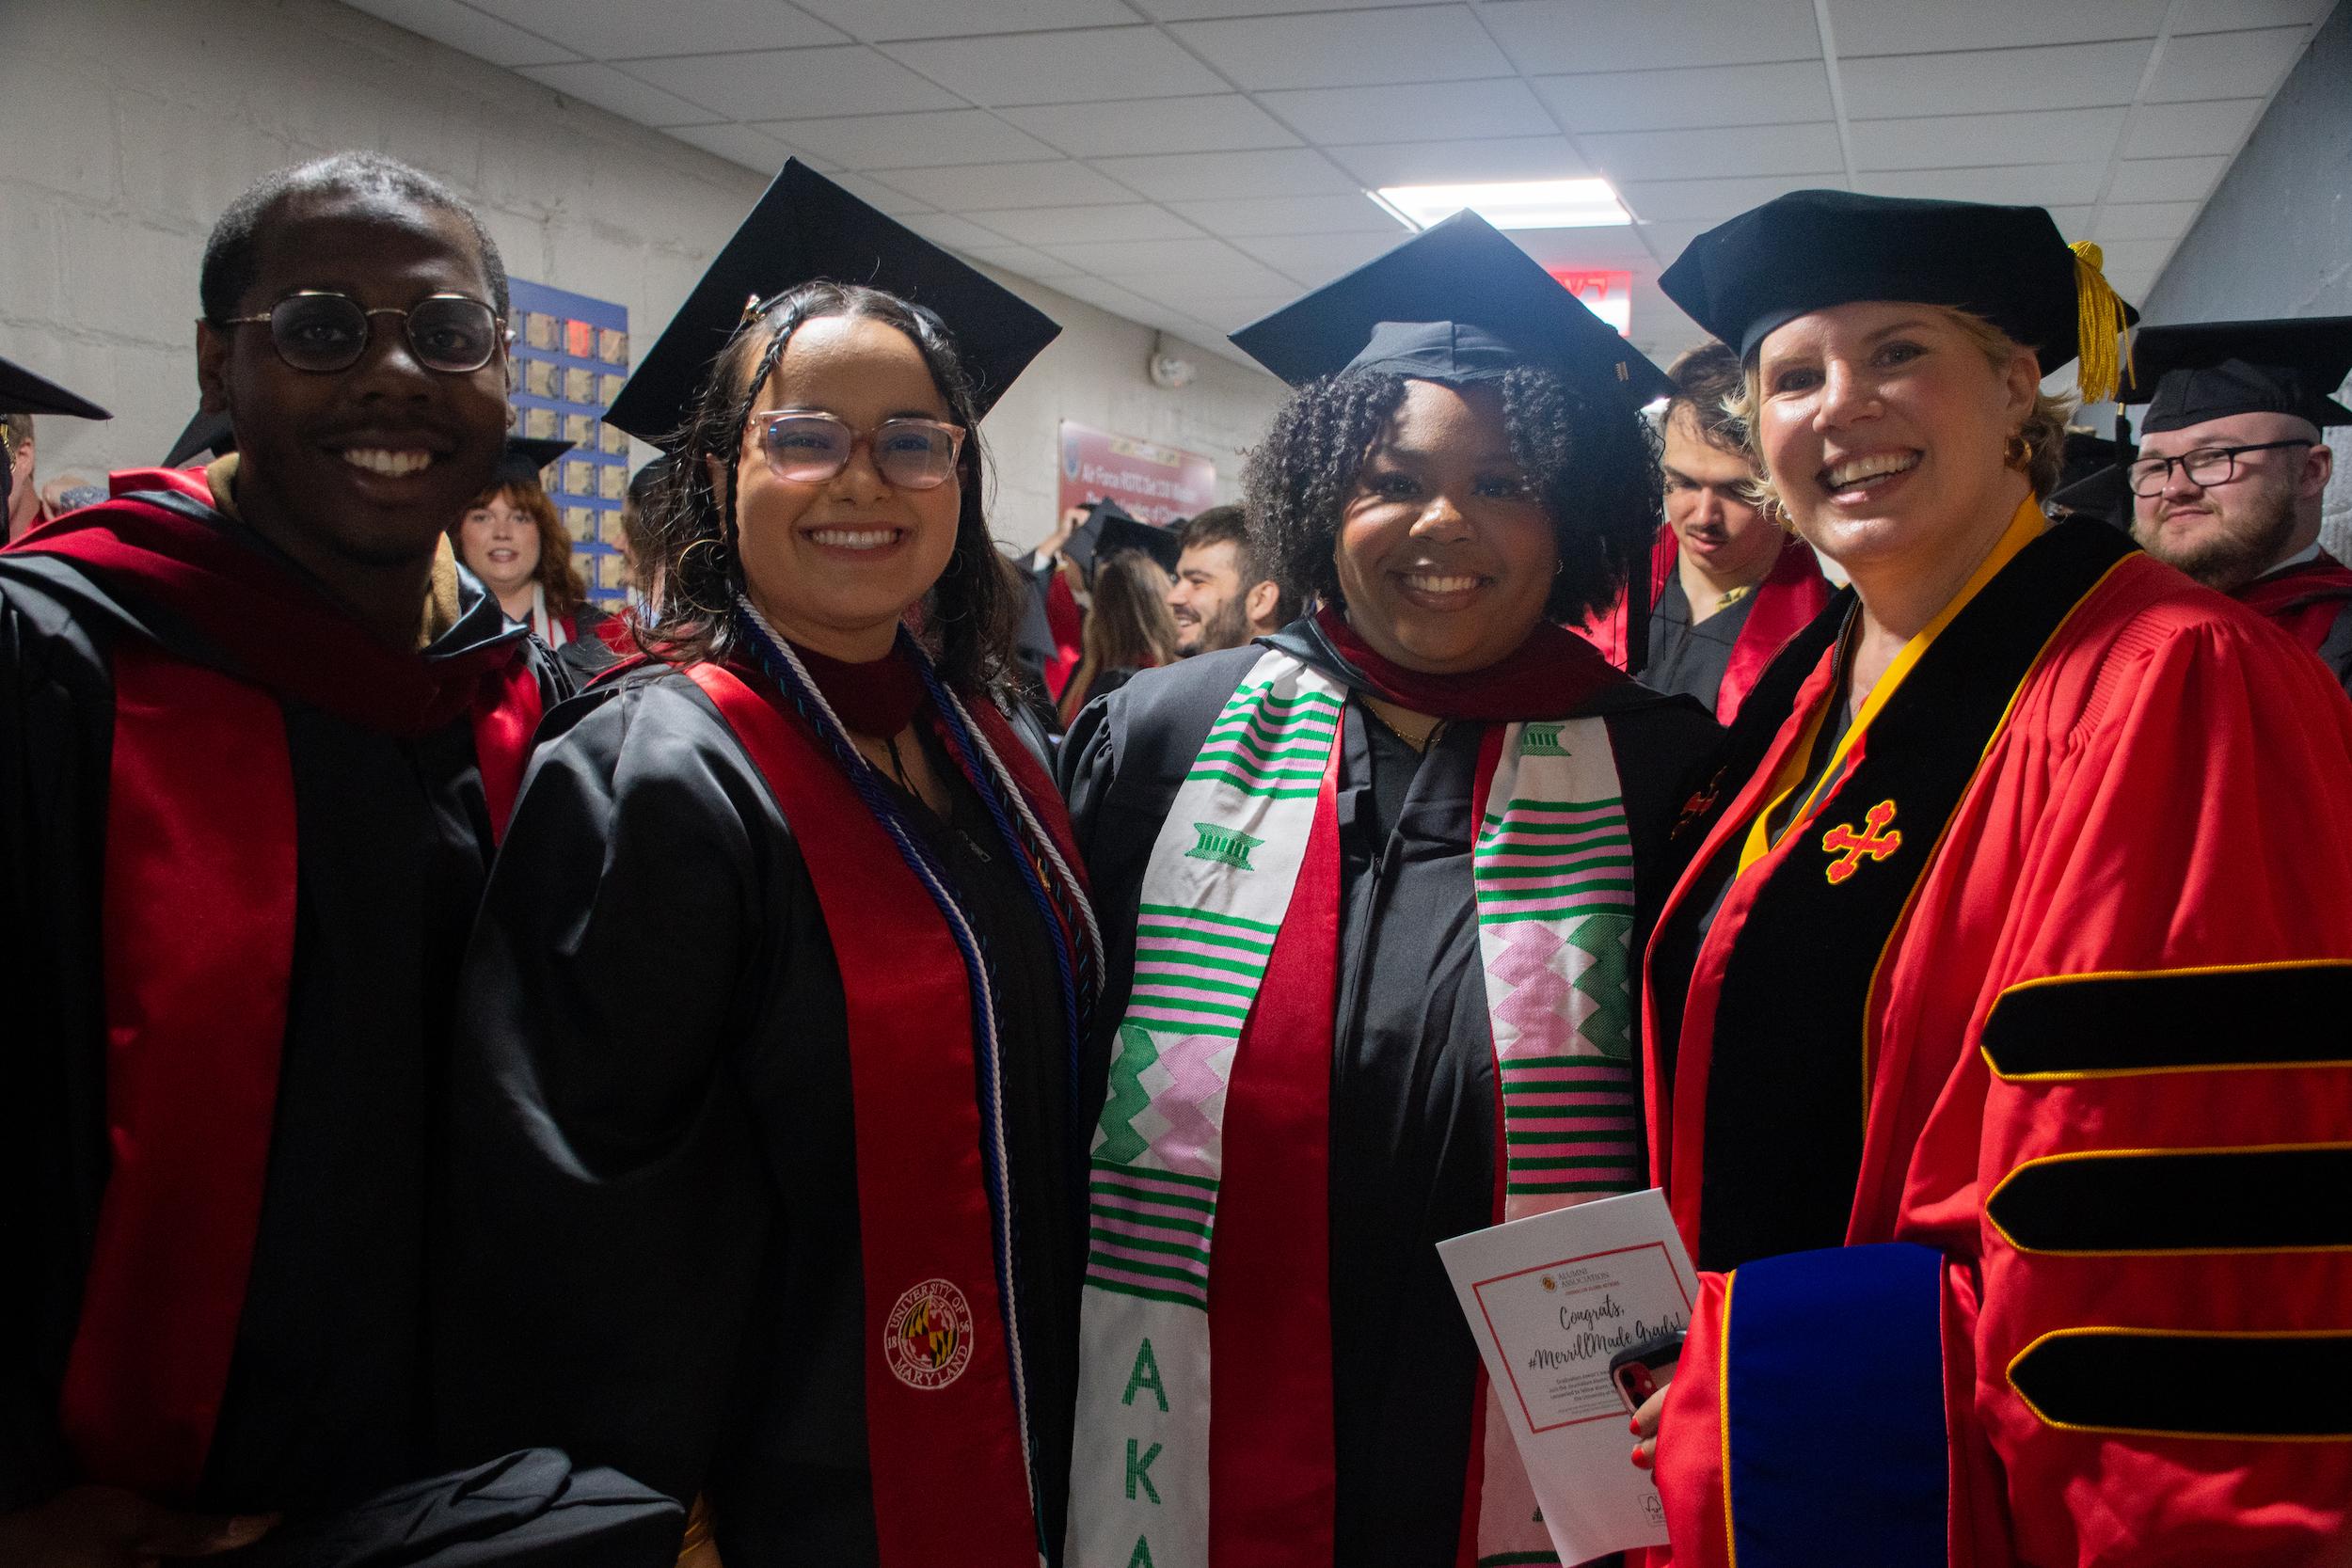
top-left (1360, 700), bottom-right (1443, 754)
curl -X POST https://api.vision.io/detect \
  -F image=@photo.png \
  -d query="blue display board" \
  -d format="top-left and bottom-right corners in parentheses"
top-left (507, 277), bottom-right (630, 602)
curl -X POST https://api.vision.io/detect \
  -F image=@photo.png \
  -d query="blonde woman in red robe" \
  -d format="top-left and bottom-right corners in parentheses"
top-left (1632, 190), bottom-right (2352, 1567)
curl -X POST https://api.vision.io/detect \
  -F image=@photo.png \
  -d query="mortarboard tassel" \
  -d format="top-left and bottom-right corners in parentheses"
top-left (2069, 242), bottom-right (2135, 405)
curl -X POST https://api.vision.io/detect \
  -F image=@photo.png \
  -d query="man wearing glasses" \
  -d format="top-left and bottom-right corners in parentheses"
top-left (0, 153), bottom-right (562, 1564)
top-left (2117, 318), bottom-right (2352, 694)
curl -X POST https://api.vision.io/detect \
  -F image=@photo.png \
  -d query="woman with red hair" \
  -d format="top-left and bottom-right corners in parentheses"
top-left (453, 439), bottom-right (621, 679)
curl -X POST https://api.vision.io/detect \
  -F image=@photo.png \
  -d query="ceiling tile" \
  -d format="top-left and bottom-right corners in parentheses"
top-left (1616, 170), bottom-right (1846, 221)
top-left (465, 0), bottom-right (845, 57)
top-left (2106, 154), bottom-right (2230, 203)
top-left (1829, 0), bottom-right (2168, 55)
top-left (1048, 273), bottom-right (1181, 325)
top-left (2147, 25), bottom-right (2312, 101)
top-left (1091, 147), bottom-right (1359, 200)
top-left (1165, 192), bottom-right (1403, 236)
top-left (2041, 203), bottom-right (2095, 240)
top-left (1851, 106), bottom-right (2127, 171)
top-left (1581, 121), bottom-right (1844, 182)
top-left (2086, 238), bottom-right (2174, 277)
top-left (768, 109), bottom-right (1060, 169)
top-left (1635, 219), bottom-right (1712, 262)
top-left (342, 0), bottom-right (578, 66)
top-left (1837, 40), bottom-right (2151, 119)
top-left (1135, 0), bottom-right (1417, 22)
top-left (1326, 135), bottom-right (1593, 187)
top-left (2093, 199), bottom-right (2200, 242)
top-left (1854, 161), bottom-right (2108, 206)
top-left (1041, 235), bottom-right (1273, 274)
top-left (1170, 5), bottom-right (1513, 89)
top-left (2170, 0), bottom-right (2333, 31)
top-left (1258, 80), bottom-right (1556, 143)
top-left (792, 0), bottom-right (1143, 42)
top-left (1002, 96), bottom-right (1299, 157)
top-left (1480, 0), bottom-right (1823, 73)
top-left (882, 26), bottom-right (1226, 105)
top-left (1501, 225), bottom-right (1660, 265)
top-left (1127, 281), bottom-right (1300, 320)
top-left (1228, 230), bottom-right (1401, 283)
top-left (517, 62), bottom-right (725, 124)
top-left (661, 121), bottom-right (804, 171)
top-left (818, 170), bottom-right (935, 213)
top-left (2126, 98), bottom-right (2264, 158)
top-left (898, 212), bottom-right (1022, 250)
top-left (625, 46), bottom-right (961, 119)
top-left (873, 159), bottom-right (1140, 207)
top-left (964, 203), bottom-right (1206, 243)
top-left (1534, 60), bottom-right (1832, 133)
top-left (956, 242), bottom-right (1089, 280)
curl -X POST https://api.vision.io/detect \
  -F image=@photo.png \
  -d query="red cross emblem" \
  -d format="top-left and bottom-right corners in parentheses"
top-left (1820, 800), bottom-right (1902, 884)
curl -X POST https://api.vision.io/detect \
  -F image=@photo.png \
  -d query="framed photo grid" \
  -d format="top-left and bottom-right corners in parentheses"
top-left (507, 277), bottom-right (630, 603)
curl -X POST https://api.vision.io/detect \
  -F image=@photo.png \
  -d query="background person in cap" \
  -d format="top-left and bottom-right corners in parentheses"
top-left (452, 436), bottom-right (624, 682)
top-left (1012, 496), bottom-right (1180, 713)
top-left (1164, 503), bottom-right (1294, 657)
top-left (1058, 212), bottom-right (1719, 1568)
top-left (2118, 317), bottom-right (2352, 692)
top-left (1, 356), bottom-right (110, 541)
top-left (1637, 190), bottom-right (2352, 1567)
top-left (1581, 341), bottom-right (1832, 722)
top-left (0, 154), bottom-right (572, 1566)
top-left (433, 162), bottom-right (1099, 1568)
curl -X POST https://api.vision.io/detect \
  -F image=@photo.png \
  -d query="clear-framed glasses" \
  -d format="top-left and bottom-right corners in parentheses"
top-left (219, 291), bottom-right (507, 374)
top-left (755, 411), bottom-right (966, 491)
top-left (2127, 438), bottom-right (2315, 498)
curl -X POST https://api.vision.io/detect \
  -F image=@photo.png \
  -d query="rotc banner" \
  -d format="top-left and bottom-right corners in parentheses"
top-left (1058, 421), bottom-right (1216, 529)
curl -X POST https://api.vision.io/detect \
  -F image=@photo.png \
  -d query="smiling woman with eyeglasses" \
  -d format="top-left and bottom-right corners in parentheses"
top-left (434, 166), bottom-right (1102, 1568)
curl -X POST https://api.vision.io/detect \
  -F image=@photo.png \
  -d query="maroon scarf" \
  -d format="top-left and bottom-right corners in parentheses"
top-left (1311, 601), bottom-right (1627, 720)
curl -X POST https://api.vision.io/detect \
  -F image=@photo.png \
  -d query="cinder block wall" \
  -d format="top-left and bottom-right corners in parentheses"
top-left (0, 0), bottom-right (1284, 544)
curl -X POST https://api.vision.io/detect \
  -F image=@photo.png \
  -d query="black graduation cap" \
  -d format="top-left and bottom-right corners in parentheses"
top-left (2112, 316), bottom-right (2352, 435)
top-left (607, 160), bottom-right (1061, 445)
top-left (1659, 190), bottom-right (2139, 402)
top-left (0, 355), bottom-right (110, 420)
top-left (1065, 497), bottom-right (1181, 578)
top-left (493, 436), bottom-right (573, 488)
top-left (1229, 210), bottom-right (1672, 402)
top-left (164, 407), bottom-right (236, 467)
top-left (2045, 429), bottom-right (2134, 524)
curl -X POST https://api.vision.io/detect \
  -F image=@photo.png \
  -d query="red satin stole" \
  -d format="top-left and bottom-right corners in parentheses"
top-left (1579, 527), bottom-right (1832, 723)
top-left (26, 482), bottom-right (543, 1497)
top-left (683, 662), bottom-right (1041, 1568)
top-left (2235, 551), bottom-right (2352, 654)
top-left (1043, 569), bottom-right (1084, 700)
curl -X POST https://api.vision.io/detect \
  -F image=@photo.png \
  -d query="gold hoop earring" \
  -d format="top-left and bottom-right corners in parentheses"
top-left (673, 535), bottom-right (738, 617)
top-left (2004, 431), bottom-right (2031, 470)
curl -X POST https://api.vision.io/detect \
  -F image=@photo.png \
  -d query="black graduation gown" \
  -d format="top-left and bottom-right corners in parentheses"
top-left (432, 666), bottom-right (1081, 1567)
top-left (552, 605), bottom-right (625, 686)
top-left (1057, 640), bottom-right (1720, 1567)
top-left (0, 520), bottom-right (561, 1517)
top-left (1645, 574), bottom-right (1755, 717)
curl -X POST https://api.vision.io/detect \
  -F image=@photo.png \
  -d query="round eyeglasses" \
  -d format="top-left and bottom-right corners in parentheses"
top-left (2127, 438), bottom-right (2315, 498)
top-left (220, 291), bottom-right (507, 374)
top-left (755, 412), bottom-right (966, 491)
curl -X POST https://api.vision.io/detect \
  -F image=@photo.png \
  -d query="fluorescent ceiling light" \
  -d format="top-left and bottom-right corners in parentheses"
top-left (1372, 178), bottom-right (1630, 231)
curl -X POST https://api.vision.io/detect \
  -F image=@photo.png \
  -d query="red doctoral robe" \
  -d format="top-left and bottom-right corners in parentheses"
top-left (1581, 525), bottom-right (1833, 723)
top-left (2234, 547), bottom-right (2352, 698)
top-left (1642, 507), bottom-right (2352, 1568)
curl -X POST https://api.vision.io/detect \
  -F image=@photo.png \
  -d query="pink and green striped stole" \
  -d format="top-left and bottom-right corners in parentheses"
top-left (1070, 649), bottom-right (1638, 1568)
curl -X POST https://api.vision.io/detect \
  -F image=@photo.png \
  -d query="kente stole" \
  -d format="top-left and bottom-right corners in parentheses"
top-left (1069, 645), bottom-right (1639, 1568)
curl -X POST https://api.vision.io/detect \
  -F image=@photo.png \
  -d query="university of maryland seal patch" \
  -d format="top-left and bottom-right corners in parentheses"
top-left (885, 1277), bottom-right (975, 1391)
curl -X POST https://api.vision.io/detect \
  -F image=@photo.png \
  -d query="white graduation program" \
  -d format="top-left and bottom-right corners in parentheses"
top-left (1438, 1188), bottom-right (1698, 1562)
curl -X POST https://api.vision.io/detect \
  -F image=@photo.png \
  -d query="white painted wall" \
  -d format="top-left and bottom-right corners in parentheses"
top-left (0, 0), bottom-right (1285, 546)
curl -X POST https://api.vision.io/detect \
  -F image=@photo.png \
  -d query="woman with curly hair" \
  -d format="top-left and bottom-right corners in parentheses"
top-left (1057, 214), bottom-right (1721, 1568)
top-left (433, 166), bottom-right (1101, 1567)
top-left (1632, 192), bottom-right (2352, 1567)
top-left (452, 437), bottom-right (623, 679)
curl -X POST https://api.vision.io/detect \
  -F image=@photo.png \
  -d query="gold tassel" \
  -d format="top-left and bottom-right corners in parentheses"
top-left (2069, 241), bottom-right (2134, 405)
